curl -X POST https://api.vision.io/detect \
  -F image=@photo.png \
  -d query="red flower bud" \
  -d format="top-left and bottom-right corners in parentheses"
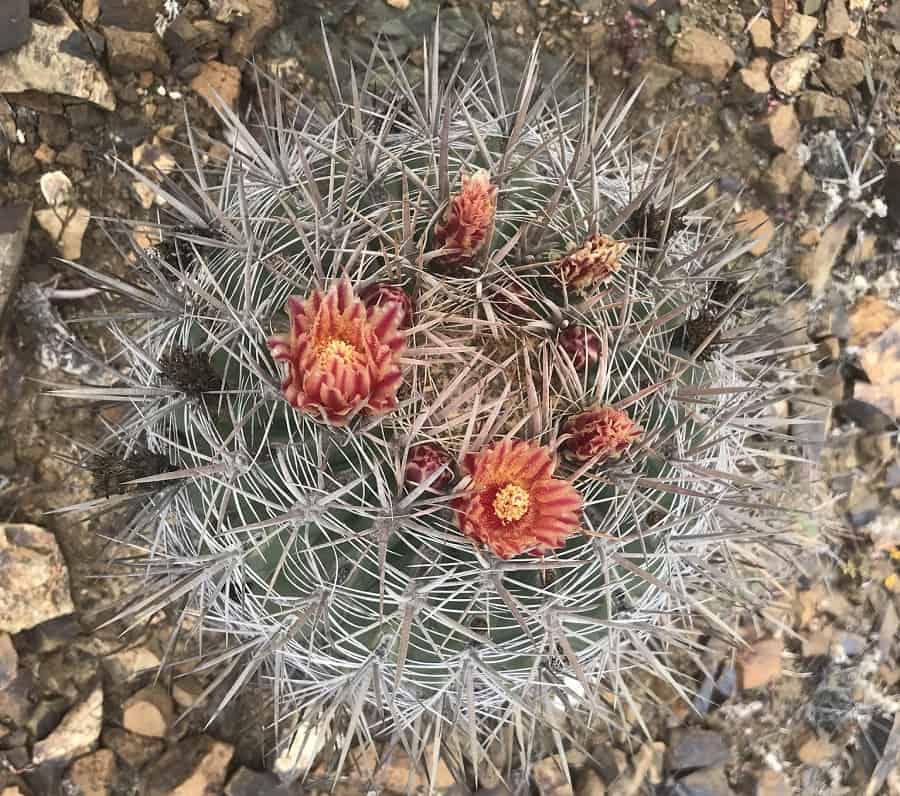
top-left (559, 325), bottom-right (602, 370)
top-left (360, 282), bottom-right (413, 330)
top-left (433, 170), bottom-right (497, 267)
top-left (405, 443), bottom-right (455, 491)
top-left (557, 233), bottom-right (627, 291)
top-left (562, 406), bottom-right (641, 462)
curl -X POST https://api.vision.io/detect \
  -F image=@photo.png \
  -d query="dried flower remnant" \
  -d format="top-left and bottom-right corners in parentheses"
top-left (158, 345), bottom-right (218, 398)
top-left (557, 233), bottom-right (628, 291)
top-left (559, 325), bottom-right (602, 370)
top-left (405, 443), bottom-right (455, 491)
top-left (563, 406), bottom-right (641, 462)
top-left (455, 440), bottom-right (582, 559)
top-left (433, 169), bottom-right (497, 267)
top-left (268, 280), bottom-right (405, 425)
top-left (360, 282), bottom-right (414, 330)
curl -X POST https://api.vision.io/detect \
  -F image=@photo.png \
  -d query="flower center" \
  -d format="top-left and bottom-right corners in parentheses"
top-left (317, 337), bottom-right (357, 366)
top-left (493, 483), bottom-right (530, 524)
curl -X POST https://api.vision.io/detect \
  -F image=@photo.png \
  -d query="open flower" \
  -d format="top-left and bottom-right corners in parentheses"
top-left (455, 440), bottom-right (582, 559)
top-left (267, 280), bottom-right (404, 425)
top-left (562, 406), bottom-right (641, 462)
top-left (559, 325), bottom-right (602, 370)
top-left (433, 169), bottom-right (497, 266)
top-left (360, 282), bottom-right (414, 330)
top-left (405, 443), bottom-right (454, 491)
top-left (557, 233), bottom-right (627, 291)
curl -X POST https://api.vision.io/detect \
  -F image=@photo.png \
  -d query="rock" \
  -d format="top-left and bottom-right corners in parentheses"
top-left (792, 213), bottom-right (852, 293)
top-left (28, 697), bottom-right (70, 739)
top-left (65, 749), bottom-right (118, 796)
top-left (229, 0), bottom-right (279, 59)
top-left (761, 150), bottom-right (805, 199)
top-left (141, 735), bottom-right (234, 796)
top-left (738, 65), bottom-right (771, 98)
top-left (857, 318), bottom-right (900, 417)
top-left (39, 171), bottom-right (74, 207)
top-left (847, 233), bottom-right (876, 266)
top-left (797, 736), bottom-right (835, 766)
top-left (754, 104), bottom-right (800, 151)
top-left (38, 114), bottom-right (69, 148)
top-left (32, 686), bottom-right (103, 766)
top-left (386, 0), bottom-right (411, 7)
top-left (225, 767), bottom-right (295, 795)
top-left (825, 0), bottom-right (852, 39)
top-left (122, 686), bottom-right (174, 739)
top-left (575, 769), bottom-right (606, 796)
top-left (849, 295), bottom-right (899, 347)
top-left (102, 643), bottom-right (161, 681)
top-left (771, 0), bottom-right (791, 27)
top-left (797, 91), bottom-right (851, 125)
top-left (734, 209), bottom-right (775, 255)
top-left (190, 61), bottom-right (241, 111)
top-left (35, 205), bottom-right (91, 260)
top-left (0, 0), bottom-right (31, 56)
top-left (755, 769), bottom-right (790, 796)
top-left (634, 60), bottom-right (682, 104)
top-left (534, 756), bottom-right (574, 796)
top-left (210, 0), bottom-right (251, 24)
top-left (100, 727), bottom-right (165, 769)
top-left (819, 56), bottom-right (865, 93)
top-left (0, 524), bottom-right (74, 634)
top-left (749, 18), bottom-right (773, 49)
top-left (0, 21), bottom-right (115, 110)
top-left (82, 0), bottom-right (165, 32)
top-left (775, 13), bottom-right (818, 55)
top-left (608, 741), bottom-right (664, 796)
top-left (8, 145), bottom-right (37, 175)
top-left (0, 633), bottom-right (17, 689)
top-left (57, 142), bottom-right (89, 170)
top-left (172, 677), bottom-right (204, 709)
top-left (676, 765), bottom-right (734, 796)
top-left (737, 638), bottom-right (783, 690)
top-left (102, 26), bottom-right (170, 76)
top-left (0, 202), bottom-right (31, 326)
top-left (667, 729), bottom-right (729, 773)
top-left (671, 30), bottom-right (735, 84)
top-left (770, 53), bottom-right (817, 94)
top-left (374, 746), bottom-right (455, 793)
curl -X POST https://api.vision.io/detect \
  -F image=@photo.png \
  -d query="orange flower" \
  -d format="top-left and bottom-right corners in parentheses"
top-left (558, 233), bottom-right (627, 291)
top-left (267, 280), bottom-right (404, 425)
top-left (434, 169), bottom-right (497, 266)
top-left (562, 406), bottom-right (641, 462)
top-left (455, 440), bottom-right (582, 559)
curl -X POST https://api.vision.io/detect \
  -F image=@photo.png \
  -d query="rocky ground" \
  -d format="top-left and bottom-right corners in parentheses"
top-left (1, 0), bottom-right (899, 794)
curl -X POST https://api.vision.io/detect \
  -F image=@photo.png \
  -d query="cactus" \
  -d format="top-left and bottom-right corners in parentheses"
top-left (54, 20), bottom-right (787, 790)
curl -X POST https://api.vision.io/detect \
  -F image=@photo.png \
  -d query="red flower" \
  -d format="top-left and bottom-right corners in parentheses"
top-left (405, 443), bottom-right (454, 491)
top-left (559, 325), bottom-right (602, 370)
top-left (455, 440), bottom-right (582, 559)
top-left (433, 169), bottom-right (497, 266)
top-left (360, 282), bottom-right (413, 330)
top-left (562, 406), bottom-right (641, 462)
top-left (267, 280), bottom-right (404, 425)
top-left (557, 233), bottom-right (628, 291)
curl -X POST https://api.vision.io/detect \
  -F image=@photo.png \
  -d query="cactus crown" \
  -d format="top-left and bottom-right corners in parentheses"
top-left (57, 19), bottom-right (786, 789)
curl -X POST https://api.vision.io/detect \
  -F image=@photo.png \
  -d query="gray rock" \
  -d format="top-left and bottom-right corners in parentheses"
top-left (226, 767), bottom-right (296, 795)
top-left (0, 202), bottom-right (30, 329)
top-left (31, 685), bottom-right (103, 766)
top-left (102, 25), bottom-right (170, 75)
top-left (82, 0), bottom-right (166, 32)
top-left (0, 524), bottom-right (74, 634)
top-left (677, 764), bottom-right (735, 796)
top-left (0, 0), bottom-right (31, 55)
top-left (141, 735), bottom-right (234, 796)
top-left (0, 632), bottom-right (18, 689)
top-left (666, 728), bottom-right (729, 773)
top-left (0, 21), bottom-right (115, 110)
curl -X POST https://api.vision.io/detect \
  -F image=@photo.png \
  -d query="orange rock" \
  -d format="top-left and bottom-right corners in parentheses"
top-left (797, 736), bottom-right (836, 766)
top-left (849, 295), bottom-right (899, 348)
top-left (738, 637), bottom-right (783, 690)
top-left (190, 62), bottom-right (241, 111)
top-left (735, 209), bottom-right (776, 255)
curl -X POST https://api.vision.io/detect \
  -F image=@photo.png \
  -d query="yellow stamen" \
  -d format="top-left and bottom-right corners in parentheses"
top-left (493, 484), bottom-right (530, 524)
top-left (317, 337), bottom-right (357, 366)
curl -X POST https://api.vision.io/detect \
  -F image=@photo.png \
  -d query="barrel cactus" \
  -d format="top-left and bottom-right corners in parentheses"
top-left (56, 20), bottom-right (784, 790)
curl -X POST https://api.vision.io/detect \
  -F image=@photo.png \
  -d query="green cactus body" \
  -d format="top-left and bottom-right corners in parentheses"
top-left (58, 20), bottom-right (785, 787)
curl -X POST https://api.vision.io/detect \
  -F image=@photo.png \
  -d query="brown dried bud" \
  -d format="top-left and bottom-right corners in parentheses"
top-left (557, 234), bottom-right (627, 291)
